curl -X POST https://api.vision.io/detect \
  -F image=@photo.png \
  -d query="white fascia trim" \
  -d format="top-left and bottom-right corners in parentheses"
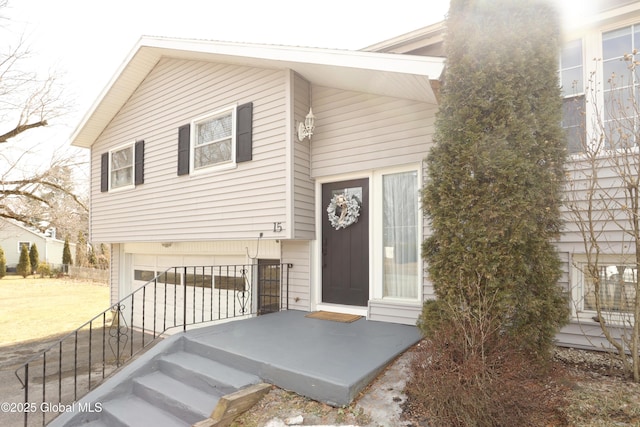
top-left (139, 36), bottom-right (445, 77)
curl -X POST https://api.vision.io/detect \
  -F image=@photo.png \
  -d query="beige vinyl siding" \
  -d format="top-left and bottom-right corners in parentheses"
top-left (310, 86), bottom-right (437, 178)
top-left (555, 156), bottom-right (636, 349)
top-left (291, 73), bottom-right (315, 239)
top-left (281, 240), bottom-right (311, 311)
top-left (558, 157), bottom-right (633, 254)
top-left (421, 160), bottom-right (435, 302)
top-left (556, 321), bottom-right (630, 351)
top-left (90, 58), bottom-right (288, 243)
top-left (369, 301), bottom-right (421, 325)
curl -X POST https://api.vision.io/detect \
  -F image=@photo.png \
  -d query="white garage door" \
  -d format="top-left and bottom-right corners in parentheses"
top-left (127, 254), bottom-right (251, 332)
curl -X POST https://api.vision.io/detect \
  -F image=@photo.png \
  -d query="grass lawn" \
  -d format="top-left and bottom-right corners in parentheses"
top-left (0, 275), bottom-right (110, 346)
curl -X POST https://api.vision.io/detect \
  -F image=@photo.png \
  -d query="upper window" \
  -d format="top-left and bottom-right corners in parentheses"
top-left (560, 39), bottom-right (585, 154)
top-left (109, 144), bottom-right (134, 190)
top-left (101, 140), bottom-right (144, 193)
top-left (17, 241), bottom-right (31, 253)
top-left (191, 107), bottom-right (236, 172)
top-left (602, 24), bottom-right (640, 149)
top-left (177, 102), bottom-right (253, 176)
top-left (560, 23), bottom-right (640, 153)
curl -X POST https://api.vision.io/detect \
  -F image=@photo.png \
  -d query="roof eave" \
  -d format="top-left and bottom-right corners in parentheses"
top-left (70, 37), bottom-right (444, 149)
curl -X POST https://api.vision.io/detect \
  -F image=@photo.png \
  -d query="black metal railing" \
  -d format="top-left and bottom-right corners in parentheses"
top-left (14, 263), bottom-right (292, 426)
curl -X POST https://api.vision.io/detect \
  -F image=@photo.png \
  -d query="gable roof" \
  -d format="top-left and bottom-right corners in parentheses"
top-left (70, 36), bottom-right (445, 148)
top-left (363, 21), bottom-right (446, 57)
top-left (0, 218), bottom-right (64, 243)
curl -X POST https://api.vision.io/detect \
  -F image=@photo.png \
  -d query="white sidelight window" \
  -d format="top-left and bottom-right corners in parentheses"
top-left (382, 170), bottom-right (420, 299)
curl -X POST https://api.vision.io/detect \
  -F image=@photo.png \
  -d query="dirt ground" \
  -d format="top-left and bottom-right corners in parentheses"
top-left (232, 345), bottom-right (640, 427)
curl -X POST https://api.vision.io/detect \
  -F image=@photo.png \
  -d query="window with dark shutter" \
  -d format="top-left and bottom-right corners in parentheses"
top-left (177, 124), bottom-right (191, 176)
top-left (179, 102), bottom-right (253, 175)
top-left (236, 102), bottom-right (253, 163)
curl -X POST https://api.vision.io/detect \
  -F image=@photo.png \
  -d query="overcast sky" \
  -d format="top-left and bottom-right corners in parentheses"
top-left (1, 0), bottom-right (445, 161)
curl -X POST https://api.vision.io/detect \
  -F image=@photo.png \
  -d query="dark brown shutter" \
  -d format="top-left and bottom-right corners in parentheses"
top-left (134, 140), bottom-right (144, 185)
top-left (100, 153), bottom-right (109, 192)
top-left (236, 102), bottom-right (253, 163)
top-left (177, 124), bottom-right (190, 175)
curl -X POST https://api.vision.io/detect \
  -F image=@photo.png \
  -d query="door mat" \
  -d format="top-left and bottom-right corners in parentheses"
top-left (305, 311), bottom-right (362, 323)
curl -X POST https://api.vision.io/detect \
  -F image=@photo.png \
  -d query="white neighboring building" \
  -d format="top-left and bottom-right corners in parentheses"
top-left (0, 218), bottom-right (74, 270)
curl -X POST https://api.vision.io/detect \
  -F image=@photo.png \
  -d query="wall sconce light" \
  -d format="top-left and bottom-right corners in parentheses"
top-left (297, 108), bottom-right (315, 142)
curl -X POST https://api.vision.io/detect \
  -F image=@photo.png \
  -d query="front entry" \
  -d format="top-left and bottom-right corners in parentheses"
top-left (322, 178), bottom-right (369, 306)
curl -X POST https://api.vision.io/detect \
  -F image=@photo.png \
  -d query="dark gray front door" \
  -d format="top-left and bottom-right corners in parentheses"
top-left (321, 178), bottom-right (369, 306)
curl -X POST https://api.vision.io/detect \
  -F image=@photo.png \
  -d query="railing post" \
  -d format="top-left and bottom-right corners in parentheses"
top-left (23, 364), bottom-right (28, 427)
top-left (183, 267), bottom-right (188, 332)
top-left (286, 263), bottom-right (292, 310)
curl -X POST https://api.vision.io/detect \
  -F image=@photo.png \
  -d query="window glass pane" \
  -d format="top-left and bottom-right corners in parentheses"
top-left (197, 114), bottom-right (232, 146)
top-left (561, 67), bottom-right (583, 95)
top-left (158, 272), bottom-right (181, 285)
top-left (134, 270), bottom-right (156, 282)
top-left (560, 39), bottom-right (583, 95)
top-left (603, 26), bottom-right (632, 61)
top-left (603, 58), bottom-right (631, 84)
top-left (561, 39), bottom-right (582, 68)
top-left (604, 87), bottom-right (636, 119)
top-left (562, 96), bottom-right (585, 154)
top-left (383, 171), bottom-right (419, 299)
top-left (111, 147), bottom-right (133, 170)
top-left (194, 140), bottom-right (232, 168)
top-left (331, 187), bottom-right (362, 203)
top-left (584, 264), bottom-right (636, 313)
top-left (111, 168), bottom-right (132, 188)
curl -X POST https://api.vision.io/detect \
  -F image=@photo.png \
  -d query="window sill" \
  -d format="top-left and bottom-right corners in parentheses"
top-left (190, 162), bottom-right (237, 177)
top-left (370, 298), bottom-right (422, 306)
top-left (108, 183), bottom-right (135, 193)
top-left (573, 311), bottom-right (635, 327)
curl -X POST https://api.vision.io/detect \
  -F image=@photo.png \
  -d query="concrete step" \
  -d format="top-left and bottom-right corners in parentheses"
top-left (183, 335), bottom-right (262, 375)
top-left (67, 419), bottom-right (109, 427)
top-left (100, 395), bottom-right (189, 427)
top-left (158, 350), bottom-right (260, 394)
top-left (132, 370), bottom-right (220, 425)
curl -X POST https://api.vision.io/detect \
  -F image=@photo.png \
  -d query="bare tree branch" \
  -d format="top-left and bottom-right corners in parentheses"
top-left (0, 119), bottom-right (47, 142)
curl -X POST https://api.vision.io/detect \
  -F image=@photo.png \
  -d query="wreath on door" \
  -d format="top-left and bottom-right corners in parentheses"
top-left (327, 193), bottom-right (360, 230)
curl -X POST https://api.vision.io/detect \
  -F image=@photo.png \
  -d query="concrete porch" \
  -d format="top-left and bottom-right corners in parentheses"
top-left (185, 310), bottom-right (422, 406)
top-left (50, 310), bottom-right (421, 427)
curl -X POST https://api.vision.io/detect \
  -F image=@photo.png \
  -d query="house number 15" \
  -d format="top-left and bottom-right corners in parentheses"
top-left (273, 222), bottom-right (283, 233)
